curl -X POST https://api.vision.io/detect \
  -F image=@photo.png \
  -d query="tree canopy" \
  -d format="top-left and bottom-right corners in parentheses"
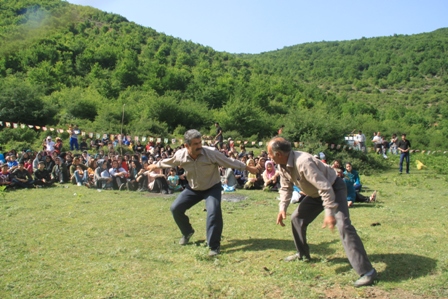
top-left (1, 0), bottom-right (448, 149)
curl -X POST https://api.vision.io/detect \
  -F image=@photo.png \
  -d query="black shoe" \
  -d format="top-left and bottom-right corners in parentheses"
top-left (354, 268), bottom-right (377, 287)
top-left (179, 230), bottom-right (194, 245)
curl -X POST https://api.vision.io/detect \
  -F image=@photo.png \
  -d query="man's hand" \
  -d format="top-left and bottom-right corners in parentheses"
top-left (146, 164), bottom-right (157, 172)
top-left (322, 215), bottom-right (336, 232)
top-left (276, 211), bottom-right (286, 227)
top-left (246, 165), bottom-right (259, 174)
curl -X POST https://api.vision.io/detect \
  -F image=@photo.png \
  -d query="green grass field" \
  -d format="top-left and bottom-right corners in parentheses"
top-left (1, 160), bottom-right (448, 298)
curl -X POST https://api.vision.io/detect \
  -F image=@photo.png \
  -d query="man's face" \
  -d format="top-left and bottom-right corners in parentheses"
top-left (112, 161), bottom-right (119, 168)
top-left (1, 166), bottom-right (8, 172)
top-left (402, 135), bottom-right (406, 140)
top-left (38, 163), bottom-right (45, 170)
top-left (267, 145), bottom-right (280, 165)
top-left (186, 138), bottom-right (203, 157)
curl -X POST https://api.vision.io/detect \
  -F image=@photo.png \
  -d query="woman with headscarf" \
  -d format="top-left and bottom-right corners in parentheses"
top-left (262, 160), bottom-right (279, 191)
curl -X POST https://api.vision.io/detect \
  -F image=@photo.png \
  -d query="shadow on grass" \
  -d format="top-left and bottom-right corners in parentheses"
top-left (223, 238), bottom-right (339, 256)
top-left (328, 253), bottom-right (437, 282)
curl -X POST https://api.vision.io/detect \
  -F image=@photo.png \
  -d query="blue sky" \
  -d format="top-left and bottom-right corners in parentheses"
top-left (67, 0), bottom-right (448, 54)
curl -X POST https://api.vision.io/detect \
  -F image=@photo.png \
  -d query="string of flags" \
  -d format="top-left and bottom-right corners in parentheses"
top-left (2, 121), bottom-right (445, 153)
top-left (0, 120), bottom-right (271, 147)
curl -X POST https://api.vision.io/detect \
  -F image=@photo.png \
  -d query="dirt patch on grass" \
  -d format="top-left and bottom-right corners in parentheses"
top-left (324, 285), bottom-right (439, 299)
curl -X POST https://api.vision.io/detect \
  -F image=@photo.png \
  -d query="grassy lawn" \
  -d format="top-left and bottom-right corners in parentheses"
top-left (1, 160), bottom-right (447, 298)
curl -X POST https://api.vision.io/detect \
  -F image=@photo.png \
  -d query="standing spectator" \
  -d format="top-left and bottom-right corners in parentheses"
top-left (354, 130), bottom-right (366, 153)
top-left (214, 122), bottom-right (223, 150)
top-left (69, 124), bottom-right (80, 151)
top-left (397, 134), bottom-right (411, 174)
top-left (389, 134), bottom-right (398, 155)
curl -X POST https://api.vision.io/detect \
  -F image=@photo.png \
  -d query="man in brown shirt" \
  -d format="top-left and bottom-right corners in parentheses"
top-left (147, 129), bottom-right (258, 256)
top-left (267, 137), bottom-right (377, 287)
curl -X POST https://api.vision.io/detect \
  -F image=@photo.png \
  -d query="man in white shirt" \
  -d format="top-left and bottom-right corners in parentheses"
top-left (109, 160), bottom-right (128, 190)
top-left (45, 136), bottom-right (55, 155)
top-left (372, 132), bottom-right (383, 154)
top-left (354, 130), bottom-right (366, 153)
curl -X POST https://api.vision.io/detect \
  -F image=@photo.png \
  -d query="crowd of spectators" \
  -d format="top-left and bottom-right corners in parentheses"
top-left (0, 132), bottom-right (378, 209)
top-left (0, 135), bottom-right (280, 195)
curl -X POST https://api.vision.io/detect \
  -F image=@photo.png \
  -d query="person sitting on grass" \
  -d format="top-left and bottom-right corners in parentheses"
top-left (52, 157), bottom-right (68, 184)
top-left (244, 159), bottom-right (258, 189)
top-left (34, 161), bottom-right (55, 188)
top-left (343, 162), bottom-right (376, 207)
top-left (262, 160), bottom-right (279, 191)
top-left (167, 167), bottom-right (183, 193)
top-left (0, 164), bottom-right (14, 189)
top-left (74, 164), bottom-right (89, 187)
top-left (109, 160), bottom-right (128, 190)
top-left (11, 161), bottom-right (34, 189)
top-left (69, 157), bottom-right (88, 185)
top-left (95, 160), bottom-right (113, 190)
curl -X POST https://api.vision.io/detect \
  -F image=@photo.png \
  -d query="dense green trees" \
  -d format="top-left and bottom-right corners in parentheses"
top-left (0, 0), bottom-right (448, 149)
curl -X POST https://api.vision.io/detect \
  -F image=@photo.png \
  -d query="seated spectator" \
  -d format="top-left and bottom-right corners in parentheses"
top-left (54, 137), bottom-right (63, 155)
top-left (69, 157), bottom-right (88, 184)
top-left (134, 141), bottom-right (144, 154)
top-left (44, 136), bottom-right (55, 155)
top-left (244, 159), bottom-right (259, 189)
top-left (11, 162), bottom-right (34, 189)
top-left (109, 160), bottom-right (128, 190)
top-left (234, 166), bottom-right (247, 187)
top-left (262, 160), bottom-right (279, 191)
top-left (146, 167), bottom-right (170, 194)
top-left (94, 160), bottom-right (113, 189)
top-left (343, 162), bottom-right (376, 207)
top-left (344, 162), bottom-right (362, 192)
top-left (34, 161), bottom-right (55, 188)
top-left (0, 147), bottom-right (5, 163)
top-left (331, 159), bottom-right (345, 173)
top-left (80, 138), bottom-right (89, 151)
top-left (32, 151), bottom-right (44, 171)
top-left (176, 165), bottom-right (188, 189)
top-left (167, 167), bottom-right (183, 192)
top-left (86, 159), bottom-right (97, 188)
top-left (127, 160), bottom-right (142, 191)
top-left (73, 164), bottom-right (89, 187)
top-left (7, 155), bottom-right (19, 172)
top-left (44, 155), bottom-right (55, 173)
top-left (0, 164), bottom-right (13, 189)
top-left (81, 151), bottom-right (90, 165)
top-left (135, 161), bottom-right (149, 191)
top-left (51, 157), bottom-right (68, 183)
top-left (221, 166), bottom-right (239, 190)
top-left (290, 185), bottom-right (306, 204)
top-left (24, 158), bottom-right (33, 174)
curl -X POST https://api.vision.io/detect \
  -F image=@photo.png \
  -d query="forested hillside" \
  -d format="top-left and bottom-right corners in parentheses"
top-left (1, 0), bottom-right (447, 149)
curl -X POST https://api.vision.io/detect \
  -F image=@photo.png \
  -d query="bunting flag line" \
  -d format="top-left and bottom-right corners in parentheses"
top-left (3, 119), bottom-right (446, 153)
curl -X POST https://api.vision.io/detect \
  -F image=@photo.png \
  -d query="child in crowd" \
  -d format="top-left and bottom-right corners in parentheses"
top-left (167, 167), bottom-right (183, 192)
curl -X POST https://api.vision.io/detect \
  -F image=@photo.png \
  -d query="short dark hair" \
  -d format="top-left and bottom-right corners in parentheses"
top-left (269, 137), bottom-right (292, 154)
top-left (402, 133), bottom-right (406, 137)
